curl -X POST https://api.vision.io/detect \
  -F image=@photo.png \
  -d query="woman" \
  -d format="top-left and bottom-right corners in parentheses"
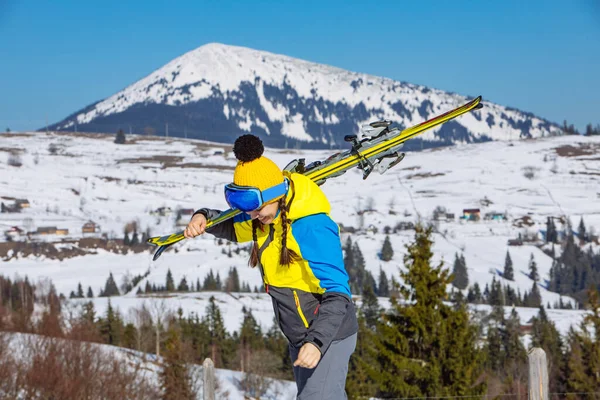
top-left (184, 134), bottom-right (358, 399)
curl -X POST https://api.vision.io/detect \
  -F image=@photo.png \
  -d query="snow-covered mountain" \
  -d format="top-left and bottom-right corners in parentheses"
top-left (1, 131), bottom-right (599, 337)
top-left (48, 43), bottom-right (562, 149)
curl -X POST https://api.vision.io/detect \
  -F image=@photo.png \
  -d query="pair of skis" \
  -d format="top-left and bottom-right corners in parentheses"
top-left (147, 96), bottom-right (483, 260)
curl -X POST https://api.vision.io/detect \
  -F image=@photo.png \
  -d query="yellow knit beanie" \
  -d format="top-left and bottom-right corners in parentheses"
top-left (232, 134), bottom-right (284, 191)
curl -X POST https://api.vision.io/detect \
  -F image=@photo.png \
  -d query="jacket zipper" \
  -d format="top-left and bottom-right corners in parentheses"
top-left (293, 290), bottom-right (309, 328)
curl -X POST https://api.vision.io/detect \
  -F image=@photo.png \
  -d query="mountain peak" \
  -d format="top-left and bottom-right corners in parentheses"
top-left (49, 43), bottom-right (562, 149)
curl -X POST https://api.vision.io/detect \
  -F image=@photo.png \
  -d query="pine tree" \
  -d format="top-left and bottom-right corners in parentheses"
top-left (99, 300), bottom-right (123, 345)
top-left (360, 282), bottom-right (380, 330)
top-left (528, 282), bottom-right (542, 307)
top-left (102, 273), bottom-right (120, 297)
top-left (145, 280), bottom-right (152, 293)
top-left (488, 277), bottom-right (505, 306)
top-left (485, 304), bottom-right (506, 374)
top-left (203, 270), bottom-right (218, 291)
top-left (114, 128), bottom-right (126, 144)
top-left (467, 282), bottom-right (483, 304)
top-left (564, 287), bottom-right (600, 390)
top-left (578, 217), bottom-right (587, 243)
top-left (123, 229), bottom-right (130, 246)
top-left (77, 282), bottom-right (84, 298)
top-left (528, 253), bottom-right (539, 281)
top-left (87, 286), bottom-right (94, 298)
top-left (530, 306), bottom-right (564, 393)
top-left (348, 242), bottom-right (367, 295)
top-left (130, 230), bottom-right (139, 246)
top-left (160, 326), bottom-right (193, 400)
top-left (503, 250), bottom-right (514, 281)
top-left (366, 225), bottom-right (486, 398)
top-left (346, 310), bottom-right (378, 399)
top-left (81, 301), bottom-right (96, 325)
top-left (239, 307), bottom-right (263, 372)
top-left (503, 308), bottom-right (528, 389)
top-left (564, 327), bottom-right (595, 394)
top-left (166, 269), bottom-right (175, 292)
top-left (343, 237), bottom-right (355, 271)
top-left (204, 296), bottom-right (229, 368)
top-left (451, 252), bottom-right (469, 290)
top-left (177, 277), bottom-right (189, 292)
top-left (380, 235), bottom-right (394, 261)
top-left (225, 267), bottom-right (240, 292)
top-left (263, 316), bottom-right (292, 380)
top-left (546, 217), bottom-right (557, 243)
top-left (215, 273), bottom-right (222, 291)
top-left (377, 267), bottom-right (389, 297)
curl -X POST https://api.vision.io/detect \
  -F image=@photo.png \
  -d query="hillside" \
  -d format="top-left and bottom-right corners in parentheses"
top-left (1, 130), bottom-right (599, 334)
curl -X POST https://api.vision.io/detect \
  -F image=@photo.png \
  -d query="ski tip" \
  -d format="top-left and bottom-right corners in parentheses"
top-left (474, 103), bottom-right (484, 110)
top-left (152, 245), bottom-right (167, 261)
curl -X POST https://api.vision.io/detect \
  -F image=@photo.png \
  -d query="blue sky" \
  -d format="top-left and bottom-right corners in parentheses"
top-left (0, 0), bottom-right (598, 132)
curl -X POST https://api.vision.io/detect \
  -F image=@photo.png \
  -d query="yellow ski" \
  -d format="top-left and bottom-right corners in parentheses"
top-left (148, 96), bottom-right (482, 260)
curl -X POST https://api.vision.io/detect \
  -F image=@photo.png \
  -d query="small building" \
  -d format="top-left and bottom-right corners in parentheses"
top-left (507, 238), bottom-right (523, 246)
top-left (445, 213), bottom-right (455, 222)
top-left (484, 211), bottom-right (507, 221)
top-left (1, 202), bottom-right (20, 213)
top-left (56, 228), bottom-right (69, 235)
top-left (82, 221), bottom-right (99, 234)
top-left (37, 226), bottom-right (57, 235)
top-left (4, 226), bottom-right (24, 241)
top-left (519, 323), bottom-right (533, 336)
top-left (176, 208), bottom-right (196, 226)
top-left (151, 206), bottom-right (172, 216)
top-left (366, 224), bottom-right (378, 234)
top-left (394, 221), bottom-right (415, 231)
top-left (15, 199), bottom-right (30, 209)
top-left (462, 208), bottom-right (481, 221)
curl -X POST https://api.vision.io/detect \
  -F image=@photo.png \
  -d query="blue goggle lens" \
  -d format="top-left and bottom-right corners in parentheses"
top-left (225, 188), bottom-right (262, 212)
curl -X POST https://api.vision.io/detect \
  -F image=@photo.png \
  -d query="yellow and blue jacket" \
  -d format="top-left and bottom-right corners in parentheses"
top-left (196, 173), bottom-right (358, 354)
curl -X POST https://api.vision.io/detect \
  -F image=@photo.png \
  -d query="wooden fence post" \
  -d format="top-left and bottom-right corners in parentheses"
top-left (528, 347), bottom-right (549, 400)
top-left (203, 358), bottom-right (215, 400)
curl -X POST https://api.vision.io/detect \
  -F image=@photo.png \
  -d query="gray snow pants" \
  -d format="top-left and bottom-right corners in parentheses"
top-left (289, 333), bottom-right (357, 400)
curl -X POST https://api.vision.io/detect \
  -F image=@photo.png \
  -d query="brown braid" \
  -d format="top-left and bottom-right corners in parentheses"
top-left (278, 196), bottom-right (299, 266)
top-left (249, 219), bottom-right (259, 268)
top-left (247, 195), bottom-right (299, 268)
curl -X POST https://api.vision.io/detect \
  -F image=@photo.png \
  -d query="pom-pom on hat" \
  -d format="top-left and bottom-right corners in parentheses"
top-left (232, 134), bottom-right (284, 192)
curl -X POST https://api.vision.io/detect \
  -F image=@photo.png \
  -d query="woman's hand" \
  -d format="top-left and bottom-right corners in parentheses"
top-left (184, 213), bottom-right (207, 239)
top-left (293, 342), bottom-right (321, 369)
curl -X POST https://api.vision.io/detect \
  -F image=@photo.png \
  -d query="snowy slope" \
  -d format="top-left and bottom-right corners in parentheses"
top-left (1, 131), bottom-right (599, 336)
top-left (48, 43), bottom-right (561, 149)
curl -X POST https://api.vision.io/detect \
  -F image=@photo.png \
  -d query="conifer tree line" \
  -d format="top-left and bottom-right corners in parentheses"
top-left (72, 267), bottom-right (262, 299)
top-left (0, 278), bottom-right (290, 398)
top-left (348, 233), bottom-right (578, 309)
top-left (345, 225), bottom-right (600, 399)
top-left (3, 225), bottom-right (600, 398)
top-left (545, 217), bottom-right (600, 306)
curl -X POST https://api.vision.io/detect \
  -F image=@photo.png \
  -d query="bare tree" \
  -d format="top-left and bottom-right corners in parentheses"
top-left (130, 304), bottom-right (154, 353)
top-left (149, 299), bottom-right (171, 357)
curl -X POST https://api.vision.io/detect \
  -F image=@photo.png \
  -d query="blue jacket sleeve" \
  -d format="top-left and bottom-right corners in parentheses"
top-left (291, 213), bottom-right (353, 354)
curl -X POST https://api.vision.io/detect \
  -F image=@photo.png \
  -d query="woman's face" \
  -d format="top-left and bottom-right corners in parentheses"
top-left (247, 201), bottom-right (279, 225)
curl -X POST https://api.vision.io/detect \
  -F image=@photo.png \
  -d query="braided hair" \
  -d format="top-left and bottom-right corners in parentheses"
top-left (248, 195), bottom-right (299, 268)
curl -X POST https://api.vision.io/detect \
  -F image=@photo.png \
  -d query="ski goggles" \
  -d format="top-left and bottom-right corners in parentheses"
top-left (224, 179), bottom-right (289, 212)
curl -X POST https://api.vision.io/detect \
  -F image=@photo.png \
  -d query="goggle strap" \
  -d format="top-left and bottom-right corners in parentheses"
top-left (261, 179), bottom-right (289, 203)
